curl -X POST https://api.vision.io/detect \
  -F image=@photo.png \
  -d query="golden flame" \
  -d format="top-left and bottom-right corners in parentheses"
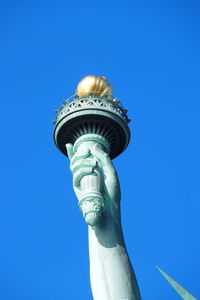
top-left (76, 75), bottom-right (112, 98)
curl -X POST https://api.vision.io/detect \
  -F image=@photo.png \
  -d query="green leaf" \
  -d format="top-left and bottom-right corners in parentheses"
top-left (156, 266), bottom-right (197, 300)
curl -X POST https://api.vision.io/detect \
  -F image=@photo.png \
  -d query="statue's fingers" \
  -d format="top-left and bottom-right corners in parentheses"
top-left (71, 158), bottom-right (97, 174)
top-left (91, 144), bottom-right (113, 170)
top-left (70, 148), bottom-right (89, 166)
top-left (91, 144), bottom-right (118, 196)
top-left (66, 143), bottom-right (74, 160)
top-left (73, 167), bottom-right (95, 188)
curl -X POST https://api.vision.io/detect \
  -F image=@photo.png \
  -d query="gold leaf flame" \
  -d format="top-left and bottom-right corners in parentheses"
top-left (76, 75), bottom-right (112, 98)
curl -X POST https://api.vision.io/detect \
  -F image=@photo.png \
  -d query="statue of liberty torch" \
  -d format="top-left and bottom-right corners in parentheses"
top-left (53, 75), bottom-right (141, 300)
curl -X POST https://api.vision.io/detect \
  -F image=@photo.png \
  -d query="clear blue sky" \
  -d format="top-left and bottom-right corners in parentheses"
top-left (1, 0), bottom-right (200, 299)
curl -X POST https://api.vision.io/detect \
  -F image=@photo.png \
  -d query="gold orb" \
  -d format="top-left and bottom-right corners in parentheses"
top-left (76, 75), bottom-right (112, 98)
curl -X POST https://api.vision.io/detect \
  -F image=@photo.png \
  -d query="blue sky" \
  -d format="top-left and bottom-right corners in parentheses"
top-left (0, 0), bottom-right (200, 299)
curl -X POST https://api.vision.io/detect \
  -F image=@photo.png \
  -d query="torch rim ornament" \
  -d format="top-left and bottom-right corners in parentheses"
top-left (53, 94), bottom-right (131, 159)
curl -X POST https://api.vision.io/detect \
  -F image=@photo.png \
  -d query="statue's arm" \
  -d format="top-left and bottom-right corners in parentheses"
top-left (88, 217), bottom-right (141, 300)
top-left (67, 143), bottom-right (141, 300)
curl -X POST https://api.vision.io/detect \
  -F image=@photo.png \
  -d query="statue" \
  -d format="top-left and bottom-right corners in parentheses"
top-left (53, 75), bottom-right (141, 300)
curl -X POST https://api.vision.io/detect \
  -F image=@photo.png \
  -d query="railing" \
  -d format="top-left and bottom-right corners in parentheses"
top-left (53, 94), bottom-right (130, 124)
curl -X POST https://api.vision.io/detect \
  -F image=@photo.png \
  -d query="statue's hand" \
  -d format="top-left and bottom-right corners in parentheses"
top-left (65, 143), bottom-right (93, 200)
top-left (66, 143), bottom-right (121, 219)
top-left (90, 144), bottom-right (121, 217)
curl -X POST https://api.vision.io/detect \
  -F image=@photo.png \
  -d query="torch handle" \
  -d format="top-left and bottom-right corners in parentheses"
top-left (80, 169), bottom-right (102, 197)
top-left (74, 138), bottom-right (108, 225)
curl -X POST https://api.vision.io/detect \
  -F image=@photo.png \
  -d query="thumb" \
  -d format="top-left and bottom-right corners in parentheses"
top-left (66, 143), bottom-right (74, 160)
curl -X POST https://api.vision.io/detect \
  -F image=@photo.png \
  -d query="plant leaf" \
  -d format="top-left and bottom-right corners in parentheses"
top-left (156, 266), bottom-right (197, 300)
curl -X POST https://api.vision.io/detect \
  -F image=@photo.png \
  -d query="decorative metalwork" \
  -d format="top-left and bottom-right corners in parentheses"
top-left (53, 94), bottom-right (130, 125)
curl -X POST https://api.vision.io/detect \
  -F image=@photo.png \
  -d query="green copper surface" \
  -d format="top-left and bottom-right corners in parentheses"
top-left (66, 133), bottom-right (141, 299)
top-left (66, 134), bottom-right (110, 226)
top-left (73, 134), bottom-right (110, 155)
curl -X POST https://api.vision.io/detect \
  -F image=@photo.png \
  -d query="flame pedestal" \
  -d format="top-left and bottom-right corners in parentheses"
top-left (54, 95), bottom-right (130, 159)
